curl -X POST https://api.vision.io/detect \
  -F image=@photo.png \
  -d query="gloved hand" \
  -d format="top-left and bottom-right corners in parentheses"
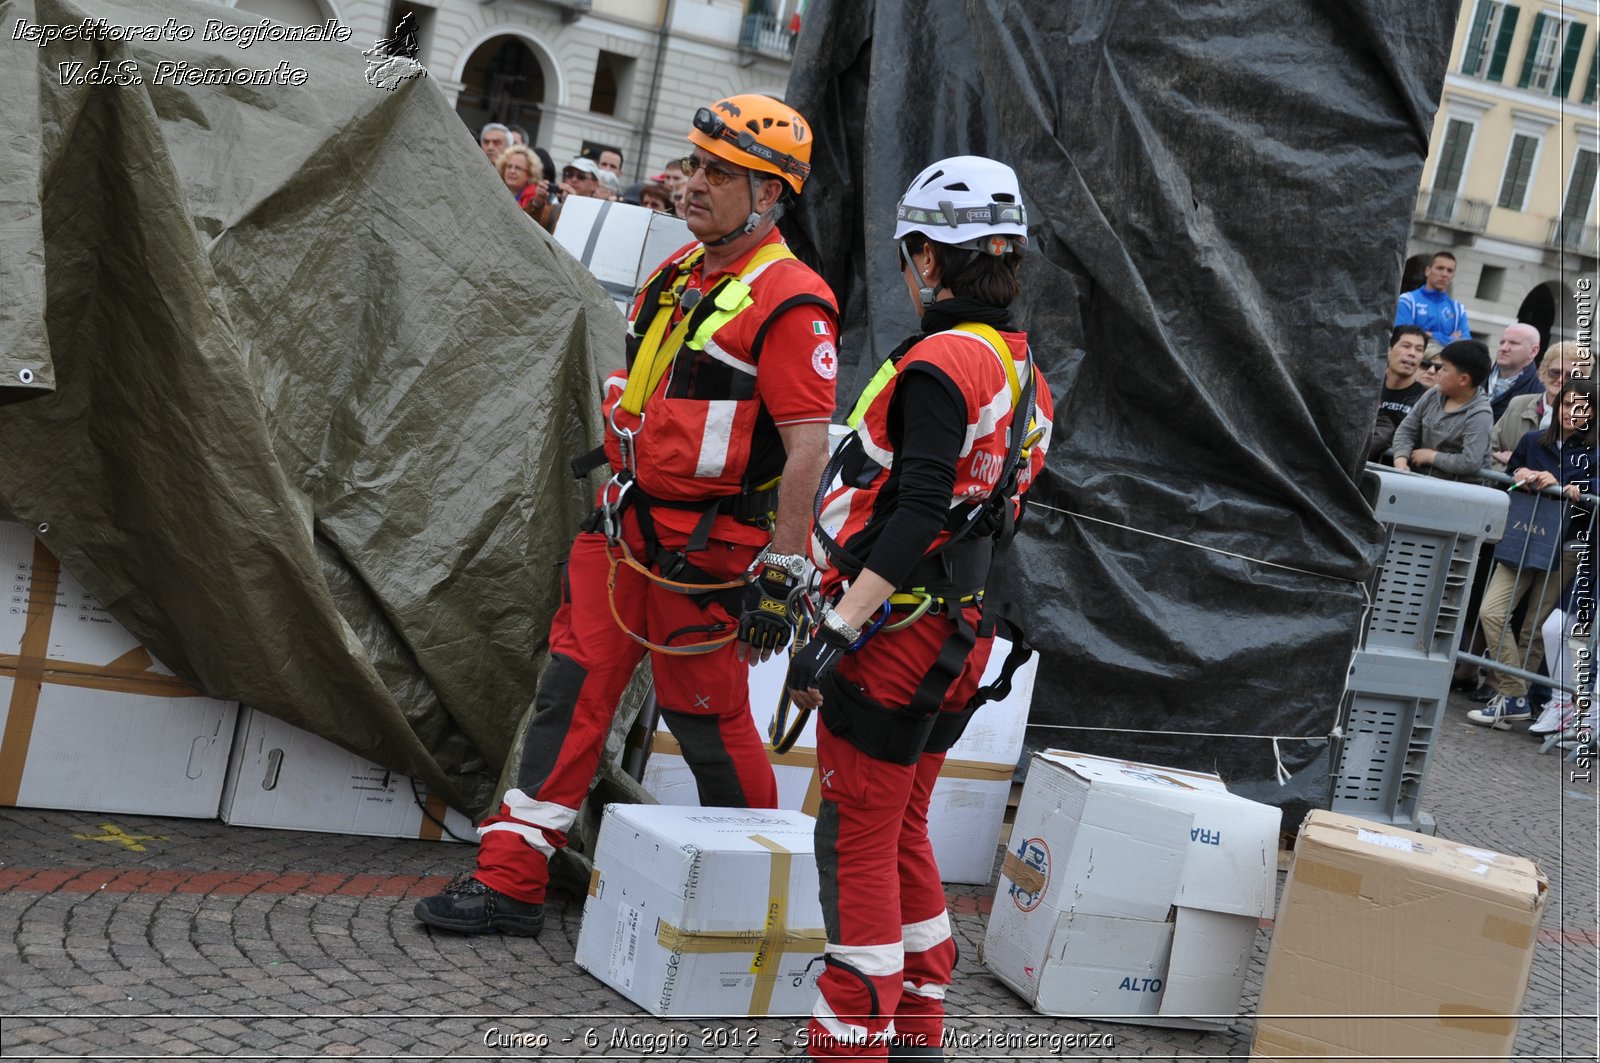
top-left (785, 623), bottom-right (852, 706)
top-left (737, 559), bottom-right (801, 662)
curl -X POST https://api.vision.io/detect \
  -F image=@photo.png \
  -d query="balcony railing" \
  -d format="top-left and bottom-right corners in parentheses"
top-left (1547, 217), bottom-right (1600, 257)
top-left (739, 12), bottom-right (797, 59)
top-left (1415, 190), bottom-right (1490, 232)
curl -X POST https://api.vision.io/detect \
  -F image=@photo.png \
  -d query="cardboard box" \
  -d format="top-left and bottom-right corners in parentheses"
top-left (0, 522), bottom-right (238, 818)
top-left (1252, 810), bottom-right (1548, 1062)
top-left (552, 196), bottom-right (693, 314)
top-left (575, 804), bottom-right (825, 1017)
top-left (983, 749), bottom-right (1281, 1029)
top-left (221, 707), bottom-right (473, 842)
top-left (640, 640), bottom-right (1036, 884)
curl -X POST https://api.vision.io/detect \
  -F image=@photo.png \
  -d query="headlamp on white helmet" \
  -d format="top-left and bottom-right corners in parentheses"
top-left (893, 155), bottom-right (1028, 256)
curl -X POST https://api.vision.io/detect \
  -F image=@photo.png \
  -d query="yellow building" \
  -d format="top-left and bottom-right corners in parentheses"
top-left (1409, 0), bottom-right (1597, 349)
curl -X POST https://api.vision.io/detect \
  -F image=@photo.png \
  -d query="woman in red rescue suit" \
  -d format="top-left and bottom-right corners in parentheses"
top-left (786, 156), bottom-right (1054, 1060)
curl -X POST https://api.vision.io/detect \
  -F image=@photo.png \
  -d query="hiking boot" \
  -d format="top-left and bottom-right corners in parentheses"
top-left (1467, 694), bottom-right (1532, 730)
top-left (413, 873), bottom-right (544, 936)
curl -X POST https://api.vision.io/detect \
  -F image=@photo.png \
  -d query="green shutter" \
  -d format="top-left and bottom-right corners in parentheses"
top-left (1432, 120), bottom-right (1473, 201)
top-left (1564, 150), bottom-right (1598, 228)
top-left (1586, 50), bottom-right (1598, 104)
top-left (1487, 5), bottom-right (1520, 81)
top-left (1516, 11), bottom-right (1546, 87)
top-left (1497, 134), bottom-right (1538, 210)
top-left (1462, 1), bottom-right (1493, 76)
top-left (1554, 22), bottom-right (1587, 96)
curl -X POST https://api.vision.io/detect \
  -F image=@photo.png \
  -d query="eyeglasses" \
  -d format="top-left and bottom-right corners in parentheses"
top-left (1419, 361), bottom-right (1440, 371)
top-left (561, 169), bottom-right (596, 183)
top-left (678, 154), bottom-right (742, 187)
top-left (1542, 367), bottom-right (1568, 382)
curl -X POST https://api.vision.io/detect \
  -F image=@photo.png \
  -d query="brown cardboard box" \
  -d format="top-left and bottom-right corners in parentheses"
top-left (1252, 810), bottom-right (1548, 1062)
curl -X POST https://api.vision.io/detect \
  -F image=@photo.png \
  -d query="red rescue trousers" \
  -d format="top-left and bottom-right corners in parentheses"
top-left (473, 507), bottom-right (778, 903)
top-left (807, 609), bottom-right (993, 1060)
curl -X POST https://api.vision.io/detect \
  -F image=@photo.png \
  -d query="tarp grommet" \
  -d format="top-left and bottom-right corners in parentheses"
top-left (17, 369), bottom-right (33, 384)
top-left (36, 523), bottom-right (49, 535)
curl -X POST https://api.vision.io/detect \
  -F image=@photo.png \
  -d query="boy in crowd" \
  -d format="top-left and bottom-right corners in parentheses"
top-left (1392, 339), bottom-right (1493, 481)
top-left (1368, 325), bottom-right (1431, 462)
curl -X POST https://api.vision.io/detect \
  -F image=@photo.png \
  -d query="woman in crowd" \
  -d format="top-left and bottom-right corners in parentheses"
top-left (1489, 341), bottom-right (1589, 471)
top-left (497, 145), bottom-right (556, 230)
top-left (1469, 376), bottom-right (1596, 730)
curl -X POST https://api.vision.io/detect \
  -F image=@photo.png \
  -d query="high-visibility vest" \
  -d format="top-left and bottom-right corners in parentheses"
top-left (811, 324), bottom-right (1054, 584)
top-left (601, 236), bottom-right (835, 501)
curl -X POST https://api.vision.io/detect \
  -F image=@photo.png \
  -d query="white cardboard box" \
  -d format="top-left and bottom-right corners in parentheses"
top-left (221, 707), bottom-right (473, 842)
top-left (552, 196), bottom-right (693, 314)
top-left (0, 521), bottom-right (238, 818)
top-left (575, 804), bottom-right (825, 1017)
top-left (983, 750), bottom-right (1280, 1029)
top-left (640, 640), bottom-right (1036, 884)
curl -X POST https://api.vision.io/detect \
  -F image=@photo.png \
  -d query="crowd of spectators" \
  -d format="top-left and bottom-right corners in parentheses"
top-left (475, 122), bottom-right (689, 234)
top-left (1376, 251), bottom-right (1594, 745)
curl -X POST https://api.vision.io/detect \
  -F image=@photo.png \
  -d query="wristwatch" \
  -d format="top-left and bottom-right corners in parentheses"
top-left (760, 551), bottom-right (808, 581)
top-left (820, 604), bottom-right (862, 644)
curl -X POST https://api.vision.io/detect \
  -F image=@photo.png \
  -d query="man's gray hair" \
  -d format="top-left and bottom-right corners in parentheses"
top-left (480, 123), bottom-right (511, 142)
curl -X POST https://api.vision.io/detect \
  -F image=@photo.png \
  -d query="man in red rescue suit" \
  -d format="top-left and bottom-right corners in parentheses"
top-left (414, 95), bottom-right (838, 937)
top-left (786, 156), bottom-right (1054, 1059)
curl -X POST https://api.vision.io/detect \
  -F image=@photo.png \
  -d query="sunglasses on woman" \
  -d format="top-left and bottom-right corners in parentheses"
top-left (1419, 360), bottom-right (1440, 371)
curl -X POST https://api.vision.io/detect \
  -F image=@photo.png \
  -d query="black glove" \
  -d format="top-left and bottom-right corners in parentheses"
top-left (785, 623), bottom-right (852, 695)
top-left (738, 560), bottom-right (801, 656)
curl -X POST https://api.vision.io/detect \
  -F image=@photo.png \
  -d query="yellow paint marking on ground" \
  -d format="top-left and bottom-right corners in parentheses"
top-left (72, 823), bottom-right (169, 852)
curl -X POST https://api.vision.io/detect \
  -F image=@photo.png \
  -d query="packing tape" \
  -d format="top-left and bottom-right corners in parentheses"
top-left (1290, 858), bottom-right (1361, 897)
top-left (1000, 849), bottom-right (1046, 895)
top-left (1480, 913), bottom-right (1535, 949)
top-left (652, 833), bottom-right (826, 1015)
top-left (417, 793), bottom-right (449, 842)
top-left (649, 732), bottom-right (1014, 817)
top-left (1437, 1002), bottom-right (1514, 1036)
top-left (588, 868), bottom-right (602, 899)
top-left (1, 539), bottom-right (206, 805)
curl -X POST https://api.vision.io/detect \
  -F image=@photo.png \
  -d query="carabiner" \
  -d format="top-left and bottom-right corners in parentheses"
top-left (597, 474), bottom-right (633, 542)
top-left (607, 406), bottom-right (644, 476)
top-left (883, 592), bottom-right (933, 632)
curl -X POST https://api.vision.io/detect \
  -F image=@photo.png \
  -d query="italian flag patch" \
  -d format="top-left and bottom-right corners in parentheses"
top-left (812, 321), bottom-right (830, 336)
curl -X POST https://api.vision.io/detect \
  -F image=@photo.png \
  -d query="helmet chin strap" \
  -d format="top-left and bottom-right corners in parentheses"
top-left (899, 240), bottom-right (939, 309)
top-left (705, 171), bottom-right (783, 248)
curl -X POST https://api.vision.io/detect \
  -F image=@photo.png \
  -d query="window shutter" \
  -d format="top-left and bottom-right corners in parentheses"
top-left (1585, 51), bottom-right (1598, 104)
top-left (1563, 150), bottom-right (1598, 227)
top-left (1497, 135), bottom-right (1538, 210)
top-left (1432, 120), bottom-right (1473, 198)
top-left (1517, 11), bottom-right (1547, 87)
top-left (1554, 21), bottom-right (1587, 96)
top-left (1462, 1), bottom-right (1493, 75)
top-left (1487, 5), bottom-right (1520, 81)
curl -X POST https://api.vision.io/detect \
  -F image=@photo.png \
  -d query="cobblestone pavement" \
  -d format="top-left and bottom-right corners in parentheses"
top-left (0, 690), bottom-right (1595, 1060)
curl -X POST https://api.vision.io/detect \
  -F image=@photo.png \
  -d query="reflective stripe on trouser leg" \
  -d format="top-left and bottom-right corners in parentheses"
top-left (895, 752), bottom-right (955, 1048)
top-left (474, 530), bottom-right (648, 903)
top-left (809, 723), bottom-right (919, 1060)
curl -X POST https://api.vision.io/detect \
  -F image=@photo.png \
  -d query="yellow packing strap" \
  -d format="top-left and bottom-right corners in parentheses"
top-left (618, 242), bottom-right (797, 417)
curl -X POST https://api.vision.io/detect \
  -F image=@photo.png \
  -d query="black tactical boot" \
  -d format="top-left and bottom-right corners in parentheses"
top-left (413, 874), bottom-right (544, 936)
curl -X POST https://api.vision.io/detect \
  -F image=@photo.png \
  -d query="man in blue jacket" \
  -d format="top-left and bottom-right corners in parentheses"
top-left (1395, 251), bottom-right (1471, 347)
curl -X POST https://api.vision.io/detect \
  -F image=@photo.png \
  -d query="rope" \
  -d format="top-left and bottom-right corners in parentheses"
top-left (1026, 500), bottom-right (1365, 586)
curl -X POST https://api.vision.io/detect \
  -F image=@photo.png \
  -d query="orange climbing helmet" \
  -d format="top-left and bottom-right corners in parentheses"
top-left (688, 94), bottom-right (813, 195)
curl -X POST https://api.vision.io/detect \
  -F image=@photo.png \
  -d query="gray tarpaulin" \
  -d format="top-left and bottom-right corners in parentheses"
top-left (782, 0), bottom-right (1459, 817)
top-left (0, 0), bottom-right (627, 817)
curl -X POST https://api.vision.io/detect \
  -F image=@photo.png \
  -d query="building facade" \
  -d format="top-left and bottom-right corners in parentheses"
top-left (224, 0), bottom-right (802, 181)
top-left (1408, 0), bottom-right (1598, 349)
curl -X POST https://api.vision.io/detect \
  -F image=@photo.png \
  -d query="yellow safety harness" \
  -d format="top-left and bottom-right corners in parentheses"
top-left (601, 240), bottom-right (801, 656)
